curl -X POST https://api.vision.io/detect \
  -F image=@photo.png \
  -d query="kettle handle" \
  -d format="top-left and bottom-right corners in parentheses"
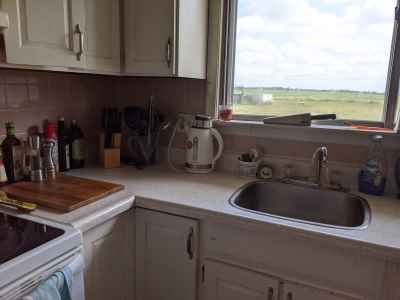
top-left (211, 128), bottom-right (224, 164)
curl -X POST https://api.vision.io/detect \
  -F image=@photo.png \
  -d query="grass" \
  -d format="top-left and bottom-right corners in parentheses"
top-left (233, 88), bottom-right (385, 121)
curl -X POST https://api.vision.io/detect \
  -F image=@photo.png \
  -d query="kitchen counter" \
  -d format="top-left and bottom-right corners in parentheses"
top-left (31, 165), bottom-right (400, 260)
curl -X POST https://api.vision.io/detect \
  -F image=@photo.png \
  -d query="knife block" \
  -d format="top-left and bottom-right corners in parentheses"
top-left (99, 132), bottom-right (121, 169)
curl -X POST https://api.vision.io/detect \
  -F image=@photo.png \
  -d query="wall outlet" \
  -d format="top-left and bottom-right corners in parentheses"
top-left (177, 113), bottom-right (195, 132)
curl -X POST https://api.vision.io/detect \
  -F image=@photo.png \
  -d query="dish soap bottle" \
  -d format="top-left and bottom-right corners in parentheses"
top-left (358, 134), bottom-right (386, 195)
top-left (70, 120), bottom-right (85, 169)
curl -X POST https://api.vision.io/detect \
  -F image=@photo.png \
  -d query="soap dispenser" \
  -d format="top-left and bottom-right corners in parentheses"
top-left (358, 134), bottom-right (386, 196)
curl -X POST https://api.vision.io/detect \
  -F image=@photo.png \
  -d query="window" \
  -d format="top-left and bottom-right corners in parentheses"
top-left (221, 0), bottom-right (400, 127)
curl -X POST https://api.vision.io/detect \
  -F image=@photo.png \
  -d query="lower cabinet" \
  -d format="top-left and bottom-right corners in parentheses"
top-left (135, 208), bottom-right (199, 300)
top-left (203, 260), bottom-right (279, 300)
top-left (82, 209), bottom-right (135, 300)
top-left (202, 260), bottom-right (357, 300)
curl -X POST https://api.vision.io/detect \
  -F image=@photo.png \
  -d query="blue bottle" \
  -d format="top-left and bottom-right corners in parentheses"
top-left (358, 135), bottom-right (386, 196)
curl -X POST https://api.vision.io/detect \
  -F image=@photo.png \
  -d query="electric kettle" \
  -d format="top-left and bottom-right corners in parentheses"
top-left (184, 115), bottom-right (223, 173)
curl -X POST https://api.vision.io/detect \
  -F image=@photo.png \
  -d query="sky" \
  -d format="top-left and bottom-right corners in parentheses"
top-left (234, 0), bottom-right (396, 92)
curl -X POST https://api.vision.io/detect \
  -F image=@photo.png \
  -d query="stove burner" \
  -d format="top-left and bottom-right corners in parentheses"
top-left (0, 213), bottom-right (64, 265)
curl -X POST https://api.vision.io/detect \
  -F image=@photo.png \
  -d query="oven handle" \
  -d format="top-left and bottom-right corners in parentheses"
top-left (0, 248), bottom-right (84, 300)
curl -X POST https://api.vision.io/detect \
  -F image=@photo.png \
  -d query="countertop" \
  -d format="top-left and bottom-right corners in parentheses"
top-left (30, 165), bottom-right (400, 260)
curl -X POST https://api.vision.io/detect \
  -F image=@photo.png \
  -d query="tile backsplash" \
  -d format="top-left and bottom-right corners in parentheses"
top-left (3, 67), bottom-right (400, 195)
top-left (0, 68), bottom-right (207, 161)
top-left (0, 69), bottom-right (116, 161)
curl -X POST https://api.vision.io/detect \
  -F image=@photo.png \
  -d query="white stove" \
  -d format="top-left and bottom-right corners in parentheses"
top-left (0, 208), bottom-right (84, 300)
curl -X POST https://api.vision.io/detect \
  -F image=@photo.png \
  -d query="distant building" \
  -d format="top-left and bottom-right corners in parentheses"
top-left (262, 94), bottom-right (274, 103)
top-left (233, 89), bottom-right (273, 105)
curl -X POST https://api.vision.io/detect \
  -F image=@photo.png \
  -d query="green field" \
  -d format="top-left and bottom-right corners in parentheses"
top-left (233, 87), bottom-right (385, 121)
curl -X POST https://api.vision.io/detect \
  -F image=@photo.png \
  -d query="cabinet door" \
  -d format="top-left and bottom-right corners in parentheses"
top-left (136, 208), bottom-right (198, 300)
top-left (84, 0), bottom-right (120, 72)
top-left (83, 210), bottom-right (135, 300)
top-left (282, 282), bottom-right (358, 300)
top-left (202, 260), bottom-right (279, 300)
top-left (124, 0), bottom-right (175, 76)
top-left (3, 0), bottom-right (86, 68)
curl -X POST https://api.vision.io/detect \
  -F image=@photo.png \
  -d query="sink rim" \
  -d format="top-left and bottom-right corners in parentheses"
top-left (229, 180), bottom-right (372, 230)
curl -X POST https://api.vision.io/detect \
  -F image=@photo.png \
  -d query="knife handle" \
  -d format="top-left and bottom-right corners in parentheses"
top-left (311, 114), bottom-right (337, 120)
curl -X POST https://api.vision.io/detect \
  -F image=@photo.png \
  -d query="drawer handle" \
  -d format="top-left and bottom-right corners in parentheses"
top-left (186, 227), bottom-right (194, 260)
top-left (268, 287), bottom-right (274, 300)
top-left (74, 24), bottom-right (84, 61)
top-left (287, 292), bottom-right (293, 300)
top-left (166, 37), bottom-right (172, 68)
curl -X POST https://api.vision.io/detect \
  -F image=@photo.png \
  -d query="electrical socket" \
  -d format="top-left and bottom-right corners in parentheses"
top-left (177, 113), bottom-right (195, 132)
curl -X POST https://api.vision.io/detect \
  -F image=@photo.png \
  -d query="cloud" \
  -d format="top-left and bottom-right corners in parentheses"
top-left (234, 0), bottom-right (396, 92)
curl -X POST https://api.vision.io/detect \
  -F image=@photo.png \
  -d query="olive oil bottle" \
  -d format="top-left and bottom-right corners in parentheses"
top-left (1, 122), bottom-right (23, 182)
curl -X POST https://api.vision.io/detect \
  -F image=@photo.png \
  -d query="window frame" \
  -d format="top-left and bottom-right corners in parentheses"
top-left (219, 0), bottom-right (400, 129)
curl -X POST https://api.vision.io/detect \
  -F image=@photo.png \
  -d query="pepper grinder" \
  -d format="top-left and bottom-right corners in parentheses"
top-left (28, 135), bottom-right (43, 182)
top-left (42, 140), bottom-right (56, 180)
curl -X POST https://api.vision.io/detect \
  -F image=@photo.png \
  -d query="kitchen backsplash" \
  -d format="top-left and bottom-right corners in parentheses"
top-left (0, 68), bottom-right (115, 162)
top-left (115, 76), bottom-right (207, 119)
top-left (3, 67), bottom-right (400, 195)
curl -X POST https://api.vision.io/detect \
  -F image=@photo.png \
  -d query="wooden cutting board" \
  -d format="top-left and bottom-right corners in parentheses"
top-left (1, 175), bottom-right (124, 212)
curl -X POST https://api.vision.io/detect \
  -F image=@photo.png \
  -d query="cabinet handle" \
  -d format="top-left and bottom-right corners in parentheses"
top-left (74, 24), bottom-right (84, 61)
top-left (286, 292), bottom-right (293, 300)
top-left (186, 227), bottom-right (194, 260)
top-left (166, 37), bottom-right (172, 68)
top-left (268, 287), bottom-right (274, 300)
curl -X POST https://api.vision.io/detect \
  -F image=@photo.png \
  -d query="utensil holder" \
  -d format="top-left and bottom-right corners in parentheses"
top-left (99, 132), bottom-right (121, 169)
top-left (238, 159), bottom-right (259, 177)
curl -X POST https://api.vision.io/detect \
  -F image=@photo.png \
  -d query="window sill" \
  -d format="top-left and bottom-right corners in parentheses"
top-left (213, 120), bottom-right (400, 149)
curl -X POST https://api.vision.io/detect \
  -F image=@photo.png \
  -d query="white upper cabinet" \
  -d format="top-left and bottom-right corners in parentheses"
top-left (3, 0), bottom-right (86, 68)
top-left (124, 0), bottom-right (207, 78)
top-left (84, 0), bottom-right (120, 72)
top-left (124, 0), bottom-right (175, 76)
top-left (1, 0), bottom-right (208, 76)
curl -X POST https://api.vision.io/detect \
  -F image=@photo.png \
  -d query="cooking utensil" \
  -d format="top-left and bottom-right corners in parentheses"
top-left (0, 191), bottom-right (37, 212)
top-left (263, 113), bottom-right (336, 126)
top-left (124, 106), bottom-right (148, 135)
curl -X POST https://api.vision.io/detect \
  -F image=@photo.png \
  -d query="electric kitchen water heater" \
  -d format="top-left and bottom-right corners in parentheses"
top-left (185, 115), bottom-right (224, 173)
top-left (168, 114), bottom-right (224, 173)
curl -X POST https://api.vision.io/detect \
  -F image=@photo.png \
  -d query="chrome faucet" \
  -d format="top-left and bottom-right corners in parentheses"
top-left (310, 146), bottom-right (329, 187)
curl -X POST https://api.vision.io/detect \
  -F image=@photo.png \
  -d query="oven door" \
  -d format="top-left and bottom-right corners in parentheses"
top-left (0, 248), bottom-right (85, 300)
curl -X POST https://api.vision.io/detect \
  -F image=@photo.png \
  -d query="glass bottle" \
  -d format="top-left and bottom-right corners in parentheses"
top-left (1, 122), bottom-right (23, 183)
top-left (69, 120), bottom-right (85, 169)
top-left (358, 134), bottom-right (386, 195)
top-left (57, 117), bottom-right (70, 172)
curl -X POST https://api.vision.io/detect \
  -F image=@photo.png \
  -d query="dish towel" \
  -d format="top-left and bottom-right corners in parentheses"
top-left (22, 266), bottom-right (73, 300)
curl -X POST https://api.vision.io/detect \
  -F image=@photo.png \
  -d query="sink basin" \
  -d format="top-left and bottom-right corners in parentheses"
top-left (229, 181), bottom-right (371, 229)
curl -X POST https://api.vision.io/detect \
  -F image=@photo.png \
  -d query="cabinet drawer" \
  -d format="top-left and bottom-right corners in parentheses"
top-left (202, 222), bottom-right (384, 299)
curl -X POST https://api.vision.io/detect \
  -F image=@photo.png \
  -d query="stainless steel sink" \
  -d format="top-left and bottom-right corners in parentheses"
top-left (229, 181), bottom-right (371, 229)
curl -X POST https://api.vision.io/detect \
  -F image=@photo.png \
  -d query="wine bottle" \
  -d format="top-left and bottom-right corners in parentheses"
top-left (70, 120), bottom-right (85, 169)
top-left (58, 117), bottom-right (70, 172)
